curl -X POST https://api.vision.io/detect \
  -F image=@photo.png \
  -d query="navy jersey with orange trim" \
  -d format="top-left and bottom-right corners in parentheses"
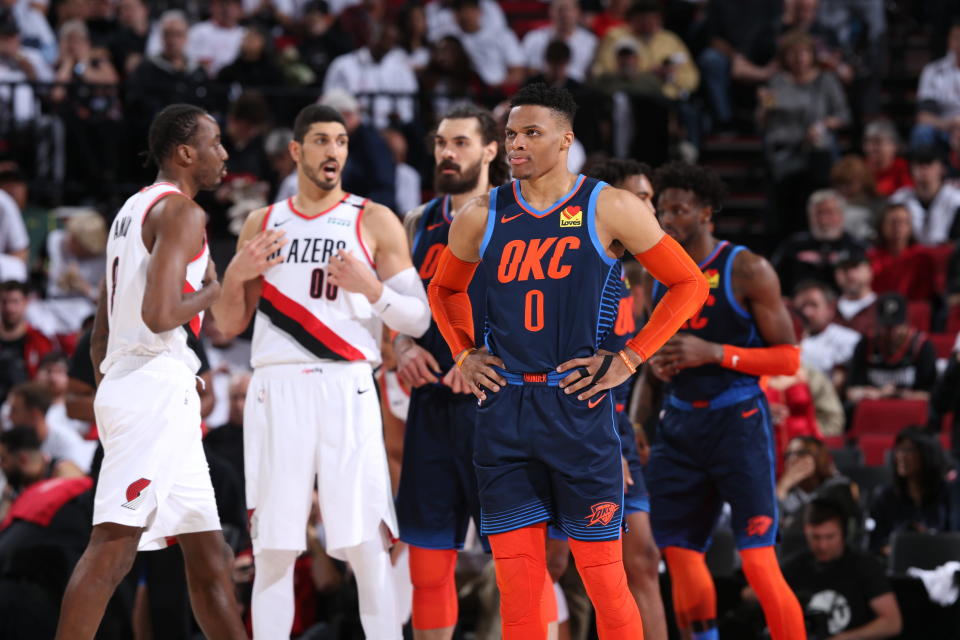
top-left (479, 175), bottom-right (621, 372)
top-left (412, 195), bottom-right (486, 371)
top-left (599, 268), bottom-right (637, 409)
top-left (651, 241), bottom-right (763, 402)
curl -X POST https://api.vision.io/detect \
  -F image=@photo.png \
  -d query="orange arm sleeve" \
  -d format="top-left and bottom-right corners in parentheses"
top-left (426, 247), bottom-right (479, 358)
top-left (626, 235), bottom-right (709, 362)
top-left (721, 344), bottom-right (800, 376)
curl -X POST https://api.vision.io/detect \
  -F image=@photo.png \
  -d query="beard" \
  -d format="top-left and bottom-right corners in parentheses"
top-left (435, 157), bottom-right (483, 195)
top-left (300, 162), bottom-right (340, 191)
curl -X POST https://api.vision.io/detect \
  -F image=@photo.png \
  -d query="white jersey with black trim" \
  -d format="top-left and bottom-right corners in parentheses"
top-left (251, 194), bottom-right (383, 368)
top-left (101, 182), bottom-right (209, 375)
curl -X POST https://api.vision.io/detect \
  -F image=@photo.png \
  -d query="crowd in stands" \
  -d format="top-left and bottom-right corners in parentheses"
top-left (0, 0), bottom-right (960, 638)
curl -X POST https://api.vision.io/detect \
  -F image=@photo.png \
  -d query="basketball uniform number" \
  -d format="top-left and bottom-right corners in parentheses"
top-left (524, 289), bottom-right (544, 332)
top-left (310, 268), bottom-right (339, 301)
top-left (109, 257), bottom-right (119, 312)
top-left (418, 243), bottom-right (444, 279)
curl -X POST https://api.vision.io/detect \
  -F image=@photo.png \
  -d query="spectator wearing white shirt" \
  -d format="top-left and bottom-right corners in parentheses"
top-left (2, 0), bottom-right (56, 64)
top-left (7, 382), bottom-right (95, 473)
top-left (438, 0), bottom-right (524, 89)
top-left (888, 147), bottom-right (960, 246)
top-left (0, 182), bottom-right (27, 264)
top-left (0, 12), bottom-right (53, 124)
top-left (426, 0), bottom-right (507, 42)
top-left (186, 0), bottom-right (245, 76)
top-left (323, 21), bottom-right (418, 128)
top-left (382, 127), bottom-right (420, 218)
top-left (911, 20), bottom-right (960, 150)
top-left (793, 280), bottom-right (861, 391)
top-left (35, 351), bottom-right (89, 438)
top-left (45, 209), bottom-right (107, 301)
top-left (521, 0), bottom-right (597, 82)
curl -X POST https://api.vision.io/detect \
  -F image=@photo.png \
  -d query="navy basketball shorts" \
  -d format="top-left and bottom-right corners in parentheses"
top-left (618, 410), bottom-right (650, 514)
top-left (396, 384), bottom-right (485, 550)
top-left (474, 372), bottom-right (625, 542)
top-left (646, 392), bottom-right (778, 552)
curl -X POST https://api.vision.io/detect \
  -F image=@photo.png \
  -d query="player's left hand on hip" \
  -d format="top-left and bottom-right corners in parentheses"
top-left (657, 333), bottom-right (722, 372)
top-left (326, 249), bottom-right (380, 298)
top-left (556, 351), bottom-right (628, 400)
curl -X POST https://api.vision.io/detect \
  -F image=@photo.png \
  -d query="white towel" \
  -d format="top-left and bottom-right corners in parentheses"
top-left (907, 561), bottom-right (960, 606)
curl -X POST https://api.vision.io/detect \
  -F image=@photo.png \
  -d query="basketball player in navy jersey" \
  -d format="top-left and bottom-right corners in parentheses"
top-left (212, 105), bottom-right (431, 639)
top-left (428, 84), bottom-right (709, 639)
top-left (393, 104), bottom-right (513, 639)
top-left (57, 105), bottom-right (248, 640)
top-left (633, 162), bottom-right (805, 640)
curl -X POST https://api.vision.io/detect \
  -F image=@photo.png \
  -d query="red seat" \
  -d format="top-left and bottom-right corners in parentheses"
top-left (948, 305), bottom-right (960, 334)
top-left (929, 332), bottom-right (957, 359)
top-left (823, 435), bottom-right (845, 449)
top-left (859, 433), bottom-right (895, 466)
top-left (908, 300), bottom-right (931, 331)
top-left (929, 243), bottom-right (954, 295)
top-left (850, 398), bottom-right (928, 437)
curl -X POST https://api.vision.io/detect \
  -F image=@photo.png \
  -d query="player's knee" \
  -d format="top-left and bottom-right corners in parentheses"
top-left (409, 547), bottom-right (456, 590)
top-left (624, 538), bottom-right (660, 589)
top-left (494, 556), bottom-right (540, 624)
top-left (578, 561), bottom-right (635, 626)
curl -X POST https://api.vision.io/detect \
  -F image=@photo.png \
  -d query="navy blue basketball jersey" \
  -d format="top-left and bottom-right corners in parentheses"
top-left (602, 271), bottom-right (637, 410)
top-left (479, 175), bottom-right (622, 372)
top-left (652, 240), bottom-right (763, 402)
top-left (412, 195), bottom-right (486, 370)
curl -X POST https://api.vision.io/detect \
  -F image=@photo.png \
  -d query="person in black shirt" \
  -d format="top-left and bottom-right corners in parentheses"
top-left (869, 426), bottom-right (959, 555)
top-left (783, 499), bottom-right (902, 640)
top-left (846, 293), bottom-right (938, 404)
top-left (203, 371), bottom-right (250, 496)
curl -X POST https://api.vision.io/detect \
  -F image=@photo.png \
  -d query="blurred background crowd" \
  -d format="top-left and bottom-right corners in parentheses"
top-left (1, 0), bottom-right (960, 638)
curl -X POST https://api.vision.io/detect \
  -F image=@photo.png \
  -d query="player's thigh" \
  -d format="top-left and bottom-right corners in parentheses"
top-left (711, 397), bottom-right (779, 549)
top-left (646, 415), bottom-right (722, 551)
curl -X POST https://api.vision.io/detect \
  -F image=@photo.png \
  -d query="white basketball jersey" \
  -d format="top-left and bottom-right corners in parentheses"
top-left (251, 194), bottom-right (382, 367)
top-left (101, 182), bottom-right (209, 375)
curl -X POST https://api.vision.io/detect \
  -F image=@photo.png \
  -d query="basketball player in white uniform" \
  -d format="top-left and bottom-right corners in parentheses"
top-left (212, 104), bottom-right (431, 639)
top-left (56, 105), bottom-right (256, 640)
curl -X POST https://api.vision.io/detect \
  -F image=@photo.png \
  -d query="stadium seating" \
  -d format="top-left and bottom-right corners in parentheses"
top-left (929, 333), bottom-right (957, 359)
top-left (907, 300), bottom-right (931, 332)
top-left (849, 398), bottom-right (929, 438)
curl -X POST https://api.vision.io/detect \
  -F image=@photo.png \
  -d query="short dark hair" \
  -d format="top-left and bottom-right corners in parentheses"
top-left (439, 103), bottom-right (509, 186)
top-left (626, 0), bottom-right (662, 18)
top-left (793, 279), bottom-right (836, 303)
top-left (0, 426), bottom-right (42, 453)
top-left (509, 82), bottom-right (578, 126)
top-left (544, 39), bottom-right (571, 65)
top-left (909, 146), bottom-right (944, 166)
top-left (804, 498), bottom-right (847, 537)
top-left (293, 105), bottom-right (346, 143)
top-left (228, 91), bottom-right (270, 127)
top-left (588, 157), bottom-right (652, 188)
top-left (10, 382), bottom-right (53, 414)
top-left (653, 161), bottom-right (726, 211)
top-left (0, 280), bottom-right (28, 295)
top-left (146, 103), bottom-right (208, 168)
top-left (38, 351), bottom-right (68, 370)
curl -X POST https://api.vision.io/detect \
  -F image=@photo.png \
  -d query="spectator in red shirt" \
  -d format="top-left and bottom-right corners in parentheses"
top-left (863, 119), bottom-right (912, 197)
top-left (867, 203), bottom-right (937, 302)
top-left (588, 0), bottom-right (630, 39)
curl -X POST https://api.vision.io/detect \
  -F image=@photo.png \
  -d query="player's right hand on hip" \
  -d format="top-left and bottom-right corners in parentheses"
top-left (556, 351), bottom-right (631, 400)
top-left (460, 348), bottom-right (506, 402)
top-left (396, 341), bottom-right (442, 388)
top-left (230, 228), bottom-right (287, 281)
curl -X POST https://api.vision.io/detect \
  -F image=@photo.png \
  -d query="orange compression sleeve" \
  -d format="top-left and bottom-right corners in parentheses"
top-left (626, 235), bottom-right (709, 362)
top-left (721, 344), bottom-right (800, 377)
top-left (426, 247), bottom-right (479, 358)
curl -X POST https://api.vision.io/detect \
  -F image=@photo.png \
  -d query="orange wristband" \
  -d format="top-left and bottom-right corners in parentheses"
top-left (455, 348), bottom-right (478, 369)
top-left (617, 349), bottom-right (638, 374)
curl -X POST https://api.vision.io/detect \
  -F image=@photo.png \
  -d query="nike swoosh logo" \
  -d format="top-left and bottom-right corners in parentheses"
top-left (500, 213), bottom-right (524, 223)
top-left (587, 393), bottom-right (608, 409)
top-left (742, 408), bottom-right (759, 419)
top-left (273, 219), bottom-right (289, 226)
top-left (426, 222), bottom-right (444, 231)
top-left (357, 388), bottom-right (371, 395)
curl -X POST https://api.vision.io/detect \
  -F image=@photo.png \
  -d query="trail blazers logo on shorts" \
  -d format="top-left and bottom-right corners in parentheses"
top-left (122, 478), bottom-right (152, 510)
top-left (560, 205), bottom-right (582, 227)
top-left (585, 501), bottom-right (619, 526)
top-left (746, 515), bottom-right (773, 537)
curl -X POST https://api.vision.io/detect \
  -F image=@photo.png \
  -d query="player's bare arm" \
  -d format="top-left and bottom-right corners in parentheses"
top-left (210, 207), bottom-right (287, 340)
top-left (559, 186), bottom-right (709, 399)
top-left (326, 202), bottom-right (432, 338)
top-left (140, 196), bottom-right (220, 333)
top-left (90, 281), bottom-right (109, 387)
top-left (656, 251), bottom-right (799, 377)
top-left (428, 195), bottom-right (506, 401)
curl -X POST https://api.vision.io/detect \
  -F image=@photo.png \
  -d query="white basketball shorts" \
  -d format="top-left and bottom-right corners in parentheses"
top-left (244, 361), bottom-right (397, 559)
top-left (93, 355), bottom-right (221, 551)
